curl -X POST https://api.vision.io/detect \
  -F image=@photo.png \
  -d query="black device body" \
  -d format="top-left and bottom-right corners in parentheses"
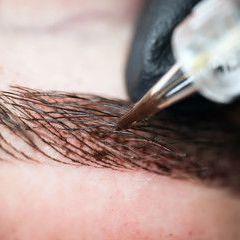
top-left (125, 0), bottom-right (224, 113)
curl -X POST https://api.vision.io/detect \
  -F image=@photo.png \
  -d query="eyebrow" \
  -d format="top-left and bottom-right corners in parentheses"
top-left (0, 86), bottom-right (239, 192)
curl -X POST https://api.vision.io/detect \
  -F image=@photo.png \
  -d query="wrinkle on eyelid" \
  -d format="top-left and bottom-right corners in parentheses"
top-left (0, 86), bottom-right (239, 193)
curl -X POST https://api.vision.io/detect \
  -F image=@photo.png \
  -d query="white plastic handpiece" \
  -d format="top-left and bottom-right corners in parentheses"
top-left (172, 0), bottom-right (240, 103)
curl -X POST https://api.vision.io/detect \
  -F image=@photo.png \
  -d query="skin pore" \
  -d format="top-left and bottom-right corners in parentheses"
top-left (0, 1), bottom-right (240, 240)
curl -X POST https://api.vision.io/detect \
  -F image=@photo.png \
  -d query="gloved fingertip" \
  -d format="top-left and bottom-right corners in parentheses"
top-left (125, 0), bottom-right (201, 102)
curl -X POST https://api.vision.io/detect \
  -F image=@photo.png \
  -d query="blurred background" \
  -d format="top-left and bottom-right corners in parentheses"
top-left (0, 0), bottom-right (142, 98)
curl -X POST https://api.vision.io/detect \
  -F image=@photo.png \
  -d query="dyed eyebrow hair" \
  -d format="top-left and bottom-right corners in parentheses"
top-left (0, 86), bottom-right (239, 192)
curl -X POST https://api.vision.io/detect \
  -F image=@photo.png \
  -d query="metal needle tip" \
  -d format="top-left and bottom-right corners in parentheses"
top-left (117, 64), bottom-right (197, 129)
top-left (117, 91), bottom-right (159, 129)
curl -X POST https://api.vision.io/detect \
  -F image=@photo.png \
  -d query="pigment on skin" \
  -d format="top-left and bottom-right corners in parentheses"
top-left (0, 86), bottom-right (239, 193)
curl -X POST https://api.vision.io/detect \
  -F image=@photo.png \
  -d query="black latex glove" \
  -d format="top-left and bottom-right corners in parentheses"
top-left (125, 0), bottom-right (221, 113)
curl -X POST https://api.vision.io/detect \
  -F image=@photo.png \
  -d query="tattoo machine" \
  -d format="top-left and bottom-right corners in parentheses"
top-left (118, 0), bottom-right (240, 129)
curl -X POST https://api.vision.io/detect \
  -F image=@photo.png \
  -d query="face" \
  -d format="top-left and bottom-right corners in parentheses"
top-left (0, 1), bottom-right (240, 240)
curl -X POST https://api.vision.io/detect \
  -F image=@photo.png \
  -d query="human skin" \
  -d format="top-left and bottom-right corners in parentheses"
top-left (0, 1), bottom-right (240, 239)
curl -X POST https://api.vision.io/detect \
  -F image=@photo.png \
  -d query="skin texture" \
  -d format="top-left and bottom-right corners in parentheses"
top-left (0, 1), bottom-right (240, 239)
top-left (1, 164), bottom-right (240, 240)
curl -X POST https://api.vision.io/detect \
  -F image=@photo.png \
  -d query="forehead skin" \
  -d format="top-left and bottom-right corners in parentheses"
top-left (0, 1), bottom-right (240, 240)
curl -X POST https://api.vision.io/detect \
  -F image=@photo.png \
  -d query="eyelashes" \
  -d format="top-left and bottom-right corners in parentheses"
top-left (0, 86), bottom-right (239, 193)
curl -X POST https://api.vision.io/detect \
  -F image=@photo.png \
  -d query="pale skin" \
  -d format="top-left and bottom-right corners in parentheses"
top-left (0, 1), bottom-right (240, 239)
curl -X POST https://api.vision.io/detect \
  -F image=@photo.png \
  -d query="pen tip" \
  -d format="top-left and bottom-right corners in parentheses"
top-left (117, 93), bottom-right (159, 130)
top-left (116, 112), bottom-right (133, 130)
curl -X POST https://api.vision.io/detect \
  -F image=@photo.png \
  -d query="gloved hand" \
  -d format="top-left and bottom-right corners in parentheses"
top-left (125, 0), bottom-right (220, 113)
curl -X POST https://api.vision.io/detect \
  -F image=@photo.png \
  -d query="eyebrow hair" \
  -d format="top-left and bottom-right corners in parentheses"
top-left (0, 86), bottom-right (239, 192)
